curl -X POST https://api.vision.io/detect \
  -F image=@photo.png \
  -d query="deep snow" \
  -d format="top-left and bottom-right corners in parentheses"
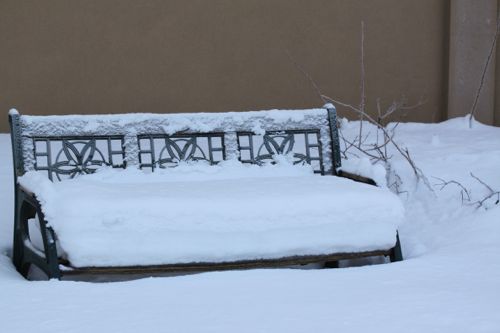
top-left (0, 116), bottom-right (499, 332)
top-left (19, 162), bottom-right (402, 267)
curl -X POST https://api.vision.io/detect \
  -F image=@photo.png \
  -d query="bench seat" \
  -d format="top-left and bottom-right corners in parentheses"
top-left (20, 162), bottom-right (404, 268)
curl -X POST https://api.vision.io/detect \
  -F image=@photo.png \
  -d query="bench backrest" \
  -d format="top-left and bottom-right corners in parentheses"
top-left (9, 106), bottom-right (341, 182)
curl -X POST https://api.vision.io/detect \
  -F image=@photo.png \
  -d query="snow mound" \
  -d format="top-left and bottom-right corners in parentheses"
top-left (19, 162), bottom-right (404, 267)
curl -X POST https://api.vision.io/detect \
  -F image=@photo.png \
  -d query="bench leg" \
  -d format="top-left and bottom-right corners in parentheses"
top-left (12, 197), bottom-right (33, 279)
top-left (13, 190), bottom-right (61, 280)
top-left (324, 261), bottom-right (339, 268)
top-left (389, 232), bottom-right (403, 262)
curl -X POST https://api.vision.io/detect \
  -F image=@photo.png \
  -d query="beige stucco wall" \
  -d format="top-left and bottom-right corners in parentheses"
top-left (497, 21), bottom-right (500, 126)
top-left (0, 0), bottom-right (449, 132)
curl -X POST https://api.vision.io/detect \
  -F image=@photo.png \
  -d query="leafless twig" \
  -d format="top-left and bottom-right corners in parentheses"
top-left (470, 172), bottom-right (500, 209)
top-left (388, 173), bottom-right (407, 196)
top-left (377, 97), bottom-right (427, 126)
top-left (358, 21), bottom-right (366, 148)
top-left (339, 132), bottom-right (386, 162)
top-left (338, 129), bottom-right (358, 159)
top-left (470, 172), bottom-right (495, 193)
top-left (432, 176), bottom-right (471, 204)
top-left (322, 94), bottom-right (433, 191)
top-left (432, 173), bottom-right (499, 208)
top-left (469, 12), bottom-right (500, 128)
top-left (286, 21), bottom-right (430, 192)
top-left (285, 49), bottom-right (327, 104)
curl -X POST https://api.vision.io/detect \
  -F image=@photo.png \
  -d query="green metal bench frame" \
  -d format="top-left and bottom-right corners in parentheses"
top-left (9, 105), bottom-right (402, 280)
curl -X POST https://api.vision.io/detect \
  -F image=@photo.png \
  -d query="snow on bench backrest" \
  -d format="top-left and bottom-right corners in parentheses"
top-left (9, 106), bottom-right (341, 181)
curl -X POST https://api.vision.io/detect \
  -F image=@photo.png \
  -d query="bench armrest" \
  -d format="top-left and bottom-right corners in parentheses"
top-left (336, 170), bottom-right (377, 186)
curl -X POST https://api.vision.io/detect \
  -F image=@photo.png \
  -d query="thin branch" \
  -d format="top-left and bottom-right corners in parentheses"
top-left (388, 174), bottom-right (408, 197)
top-left (468, 173), bottom-right (499, 209)
top-left (432, 173), bottom-right (499, 208)
top-left (321, 95), bottom-right (360, 113)
top-left (285, 49), bottom-right (327, 104)
top-left (470, 172), bottom-right (495, 193)
top-left (339, 131), bottom-right (383, 161)
top-left (375, 96), bottom-right (427, 133)
top-left (378, 98), bottom-right (427, 123)
top-left (338, 129), bottom-right (357, 159)
top-left (469, 12), bottom-right (500, 128)
top-left (364, 131), bottom-right (394, 152)
top-left (472, 192), bottom-right (500, 209)
top-left (323, 94), bottom-right (433, 191)
top-left (286, 22), bottom-right (431, 192)
top-left (432, 176), bottom-right (471, 204)
top-left (358, 20), bottom-right (366, 148)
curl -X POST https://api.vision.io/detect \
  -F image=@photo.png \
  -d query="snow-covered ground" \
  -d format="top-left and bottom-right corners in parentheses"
top-left (0, 116), bottom-right (499, 332)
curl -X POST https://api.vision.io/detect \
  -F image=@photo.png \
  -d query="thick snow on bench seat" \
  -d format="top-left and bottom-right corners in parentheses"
top-left (19, 162), bottom-right (404, 267)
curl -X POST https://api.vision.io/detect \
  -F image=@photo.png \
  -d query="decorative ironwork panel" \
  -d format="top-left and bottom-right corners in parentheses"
top-left (138, 134), bottom-right (225, 170)
top-left (237, 130), bottom-right (324, 173)
top-left (32, 136), bottom-right (125, 181)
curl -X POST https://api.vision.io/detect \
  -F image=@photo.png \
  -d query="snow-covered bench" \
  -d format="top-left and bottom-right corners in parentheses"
top-left (9, 105), bottom-right (403, 280)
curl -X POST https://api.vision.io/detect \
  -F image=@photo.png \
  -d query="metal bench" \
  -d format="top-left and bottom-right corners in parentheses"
top-left (9, 104), bottom-right (402, 280)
